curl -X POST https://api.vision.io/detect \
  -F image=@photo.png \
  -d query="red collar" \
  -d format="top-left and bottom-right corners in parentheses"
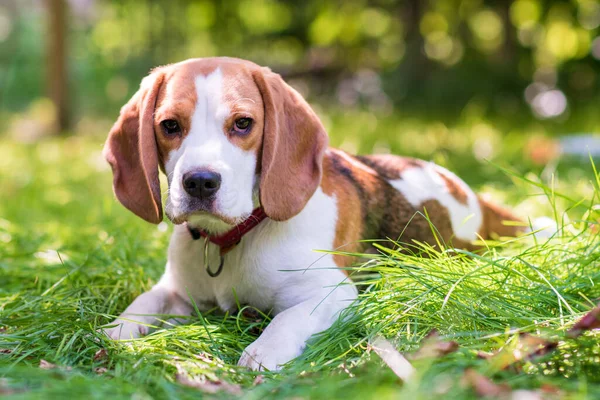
top-left (186, 207), bottom-right (268, 255)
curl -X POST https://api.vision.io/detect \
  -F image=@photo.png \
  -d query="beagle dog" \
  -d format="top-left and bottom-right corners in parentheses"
top-left (103, 57), bottom-right (535, 371)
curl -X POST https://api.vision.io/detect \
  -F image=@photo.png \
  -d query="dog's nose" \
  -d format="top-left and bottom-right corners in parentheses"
top-left (182, 170), bottom-right (221, 199)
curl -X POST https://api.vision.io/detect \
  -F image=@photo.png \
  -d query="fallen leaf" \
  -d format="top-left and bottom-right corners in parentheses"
top-left (252, 375), bottom-right (264, 386)
top-left (338, 363), bottom-right (355, 377)
top-left (539, 383), bottom-right (562, 396)
top-left (409, 330), bottom-right (459, 360)
top-left (94, 367), bottom-right (108, 375)
top-left (194, 352), bottom-right (210, 361)
top-left (0, 386), bottom-right (19, 396)
top-left (0, 349), bottom-right (12, 354)
top-left (240, 309), bottom-right (264, 335)
top-left (176, 373), bottom-right (241, 395)
top-left (241, 308), bottom-right (262, 320)
top-left (369, 336), bottom-right (415, 382)
top-left (39, 359), bottom-right (72, 371)
top-left (0, 378), bottom-right (18, 396)
top-left (488, 334), bottom-right (557, 371)
top-left (462, 368), bottom-right (511, 397)
top-left (518, 334), bottom-right (557, 360)
top-left (39, 360), bottom-right (57, 370)
top-left (567, 304), bottom-right (600, 338)
top-left (93, 348), bottom-right (108, 362)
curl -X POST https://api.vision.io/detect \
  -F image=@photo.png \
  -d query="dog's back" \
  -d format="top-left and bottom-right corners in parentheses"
top-left (321, 150), bottom-right (524, 261)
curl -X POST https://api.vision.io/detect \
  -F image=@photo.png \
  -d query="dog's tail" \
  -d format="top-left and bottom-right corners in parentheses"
top-left (478, 196), bottom-right (557, 240)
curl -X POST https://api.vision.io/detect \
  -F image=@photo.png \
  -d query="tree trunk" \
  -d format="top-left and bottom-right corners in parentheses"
top-left (46, 0), bottom-right (70, 134)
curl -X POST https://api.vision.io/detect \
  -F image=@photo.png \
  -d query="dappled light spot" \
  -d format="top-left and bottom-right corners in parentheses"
top-left (469, 9), bottom-right (504, 52)
top-left (34, 250), bottom-right (68, 265)
top-left (530, 89), bottom-right (567, 119)
top-left (510, 0), bottom-right (541, 29)
top-left (424, 33), bottom-right (456, 63)
top-left (578, 2), bottom-right (600, 30)
top-left (0, 231), bottom-right (11, 243)
top-left (378, 35), bottom-right (405, 66)
top-left (472, 137), bottom-right (495, 161)
top-left (157, 221), bottom-right (168, 233)
top-left (470, 122), bottom-right (501, 161)
top-left (545, 22), bottom-right (581, 61)
top-left (517, 24), bottom-right (541, 47)
top-left (361, 8), bottom-right (391, 38)
top-left (237, 0), bottom-right (291, 34)
top-left (420, 12), bottom-right (448, 36)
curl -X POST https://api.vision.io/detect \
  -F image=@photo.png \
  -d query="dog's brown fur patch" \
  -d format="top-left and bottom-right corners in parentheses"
top-left (321, 151), bottom-right (526, 269)
top-left (322, 151), bottom-right (481, 269)
top-left (436, 172), bottom-right (469, 205)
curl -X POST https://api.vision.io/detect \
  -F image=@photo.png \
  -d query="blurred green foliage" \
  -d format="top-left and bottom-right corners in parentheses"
top-left (1, 0), bottom-right (600, 133)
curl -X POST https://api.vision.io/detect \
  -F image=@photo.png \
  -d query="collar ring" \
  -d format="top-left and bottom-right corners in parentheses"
top-left (203, 238), bottom-right (225, 278)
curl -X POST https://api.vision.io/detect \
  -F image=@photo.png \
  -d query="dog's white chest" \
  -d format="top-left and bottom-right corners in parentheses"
top-left (161, 188), bottom-right (343, 314)
top-left (162, 230), bottom-right (277, 312)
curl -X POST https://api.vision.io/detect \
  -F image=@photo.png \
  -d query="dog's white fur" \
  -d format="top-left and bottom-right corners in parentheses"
top-left (389, 163), bottom-right (482, 241)
top-left (104, 61), bottom-right (555, 371)
top-left (164, 69), bottom-right (258, 231)
top-left (107, 188), bottom-right (357, 371)
top-left (105, 69), bottom-right (357, 371)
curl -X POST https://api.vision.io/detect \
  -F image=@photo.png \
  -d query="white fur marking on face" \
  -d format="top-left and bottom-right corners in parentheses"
top-left (388, 163), bottom-right (482, 241)
top-left (163, 68), bottom-right (257, 226)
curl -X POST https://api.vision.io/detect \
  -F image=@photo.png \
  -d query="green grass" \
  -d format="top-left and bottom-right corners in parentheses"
top-left (1, 114), bottom-right (599, 399)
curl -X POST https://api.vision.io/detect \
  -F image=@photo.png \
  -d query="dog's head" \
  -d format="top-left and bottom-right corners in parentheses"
top-left (103, 57), bottom-right (328, 233)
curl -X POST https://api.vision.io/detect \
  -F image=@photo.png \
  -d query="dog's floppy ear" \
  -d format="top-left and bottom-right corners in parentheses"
top-left (103, 71), bottom-right (165, 224)
top-left (253, 68), bottom-right (328, 221)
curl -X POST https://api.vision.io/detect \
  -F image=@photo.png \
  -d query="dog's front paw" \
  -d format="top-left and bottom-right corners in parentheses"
top-left (103, 319), bottom-right (149, 340)
top-left (238, 338), bottom-right (304, 371)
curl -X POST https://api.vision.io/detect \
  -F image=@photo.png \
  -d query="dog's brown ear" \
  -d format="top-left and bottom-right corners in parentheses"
top-left (103, 71), bottom-right (165, 224)
top-left (253, 68), bottom-right (328, 221)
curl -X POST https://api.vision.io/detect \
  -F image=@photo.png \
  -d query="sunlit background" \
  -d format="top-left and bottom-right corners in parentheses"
top-left (1, 0), bottom-right (599, 192)
top-left (2, 0), bottom-right (600, 129)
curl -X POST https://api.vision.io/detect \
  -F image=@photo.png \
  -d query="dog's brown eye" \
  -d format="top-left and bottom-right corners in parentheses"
top-left (161, 119), bottom-right (181, 136)
top-left (233, 118), bottom-right (252, 134)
